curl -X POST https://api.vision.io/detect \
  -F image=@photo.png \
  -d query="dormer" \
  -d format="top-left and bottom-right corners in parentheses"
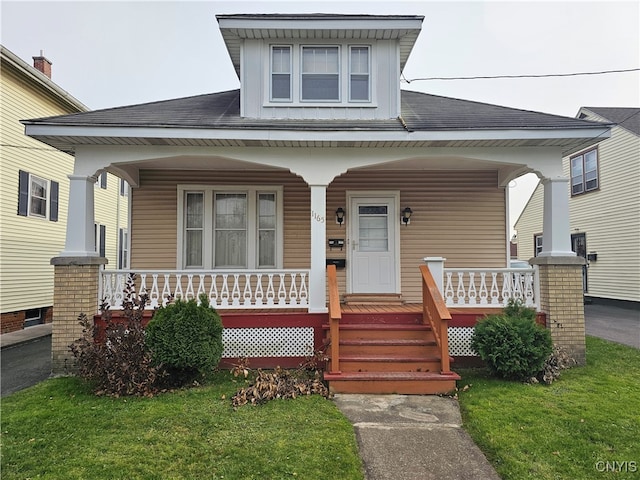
top-left (217, 14), bottom-right (424, 120)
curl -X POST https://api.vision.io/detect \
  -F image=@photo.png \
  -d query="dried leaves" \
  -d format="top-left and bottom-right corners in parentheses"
top-left (231, 361), bottom-right (329, 407)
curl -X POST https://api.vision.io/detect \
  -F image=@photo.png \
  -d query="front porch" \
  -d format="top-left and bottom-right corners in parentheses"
top-left (93, 263), bottom-right (543, 394)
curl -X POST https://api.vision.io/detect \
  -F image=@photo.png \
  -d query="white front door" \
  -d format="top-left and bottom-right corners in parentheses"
top-left (348, 193), bottom-right (399, 294)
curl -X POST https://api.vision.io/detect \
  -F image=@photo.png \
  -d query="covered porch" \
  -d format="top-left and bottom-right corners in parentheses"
top-left (92, 261), bottom-right (543, 393)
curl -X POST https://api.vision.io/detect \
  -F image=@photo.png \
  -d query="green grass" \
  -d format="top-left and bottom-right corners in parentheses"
top-left (457, 336), bottom-right (640, 480)
top-left (1, 372), bottom-right (364, 480)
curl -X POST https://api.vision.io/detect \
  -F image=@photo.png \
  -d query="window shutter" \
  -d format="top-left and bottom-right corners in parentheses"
top-left (100, 172), bottom-right (107, 189)
top-left (118, 228), bottom-right (124, 267)
top-left (18, 170), bottom-right (29, 216)
top-left (49, 181), bottom-right (59, 222)
top-left (99, 225), bottom-right (106, 257)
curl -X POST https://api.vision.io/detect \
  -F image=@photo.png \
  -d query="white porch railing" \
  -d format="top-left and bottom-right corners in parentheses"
top-left (443, 267), bottom-right (539, 308)
top-left (100, 269), bottom-right (309, 310)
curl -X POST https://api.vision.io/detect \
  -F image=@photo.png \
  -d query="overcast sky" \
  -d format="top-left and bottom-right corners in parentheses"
top-left (2, 0), bottom-right (639, 235)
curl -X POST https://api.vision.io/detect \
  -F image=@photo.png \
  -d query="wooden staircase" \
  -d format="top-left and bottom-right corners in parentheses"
top-left (323, 311), bottom-right (460, 394)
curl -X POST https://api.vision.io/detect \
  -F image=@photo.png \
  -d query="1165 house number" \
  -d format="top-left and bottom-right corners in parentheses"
top-left (312, 210), bottom-right (325, 223)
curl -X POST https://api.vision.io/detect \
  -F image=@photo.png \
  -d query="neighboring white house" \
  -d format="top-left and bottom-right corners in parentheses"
top-left (515, 107), bottom-right (640, 307)
top-left (0, 46), bottom-right (129, 333)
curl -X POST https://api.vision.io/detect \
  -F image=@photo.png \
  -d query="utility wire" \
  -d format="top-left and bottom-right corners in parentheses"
top-left (402, 68), bottom-right (640, 83)
top-left (1, 143), bottom-right (63, 152)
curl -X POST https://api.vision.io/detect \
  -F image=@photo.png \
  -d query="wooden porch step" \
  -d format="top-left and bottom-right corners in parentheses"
top-left (343, 294), bottom-right (403, 305)
top-left (338, 338), bottom-right (437, 356)
top-left (324, 371), bottom-right (460, 395)
top-left (338, 354), bottom-right (444, 373)
top-left (323, 323), bottom-right (433, 341)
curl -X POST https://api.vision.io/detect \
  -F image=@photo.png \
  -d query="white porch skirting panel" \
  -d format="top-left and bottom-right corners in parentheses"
top-left (448, 327), bottom-right (476, 357)
top-left (100, 269), bottom-right (309, 310)
top-left (443, 267), bottom-right (538, 308)
top-left (222, 327), bottom-right (315, 358)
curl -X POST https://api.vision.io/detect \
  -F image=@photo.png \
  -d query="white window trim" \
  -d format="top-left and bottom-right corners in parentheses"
top-left (270, 45), bottom-right (292, 102)
top-left (28, 173), bottom-right (49, 219)
top-left (177, 185), bottom-right (284, 270)
top-left (301, 45), bottom-right (341, 103)
top-left (348, 45), bottom-right (371, 103)
top-left (263, 41), bottom-right (376, 107)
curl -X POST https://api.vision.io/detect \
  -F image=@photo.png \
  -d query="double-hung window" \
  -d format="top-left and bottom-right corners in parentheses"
top-left (349, 46), bottom-right (370, 101)
top-left (271, 46), bottom-right (292, 101)
top-left (269, 44), bottom-right (372, 104)
top-left (17, 170), bottom-right (58, 221)
top-left (301, 46), bottom-right (340, 101)
top-left (570, 148), bottom-right (599, 195)
top-left (534, 234), bottom-right (543, 256)
top-left (179, 186), bottom-right (282, 269)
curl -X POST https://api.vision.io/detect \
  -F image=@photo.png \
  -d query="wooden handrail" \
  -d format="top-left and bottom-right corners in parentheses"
top-left (327, 264), bottom-right (342, 374)
top-left (420, 264), bottom-right (453, 375)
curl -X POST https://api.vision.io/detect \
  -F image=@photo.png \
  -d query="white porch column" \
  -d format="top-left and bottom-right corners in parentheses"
top-left (539, 177), bottom-right (575, 257)
top-left (60, 174), bottom-right (97, 257)
top-left (309, 185), bottom-right (327, 313)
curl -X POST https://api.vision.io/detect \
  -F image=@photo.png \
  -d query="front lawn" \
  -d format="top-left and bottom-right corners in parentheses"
top-left (458, 336), bottom-right (640, 480)
top-left (1, 372), bottom-right (364, 480)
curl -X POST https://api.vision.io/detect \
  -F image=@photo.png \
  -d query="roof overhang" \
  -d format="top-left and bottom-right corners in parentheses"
top-left (216, 14), bottom-right (424, 77)
top-left (23, 123), bottom-right (611, 157)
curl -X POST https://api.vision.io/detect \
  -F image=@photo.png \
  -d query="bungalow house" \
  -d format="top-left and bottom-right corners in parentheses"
top-left (0, 45), bottom-right (129, 334)
top-left (515, 107), bottom-right (640, 308)
top-left (23, 14), bottom-right (611, 393)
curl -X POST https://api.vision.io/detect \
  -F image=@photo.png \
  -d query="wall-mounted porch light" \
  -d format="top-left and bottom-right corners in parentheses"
top-left (401, 207), bottom-right (412, 226)
top-left (336, 207), bottom-right (345, 226)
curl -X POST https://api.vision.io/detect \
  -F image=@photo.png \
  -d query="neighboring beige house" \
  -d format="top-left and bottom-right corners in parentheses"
top-left (24, 14), bottom-right (611, 392)
top-left (516, 107), bottom-right (640, 307)
top-left (0, 46), bottom-right (129, 333)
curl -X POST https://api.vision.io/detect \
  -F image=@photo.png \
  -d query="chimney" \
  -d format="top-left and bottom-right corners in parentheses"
top-left (33, 50), bottom-right (52, 79)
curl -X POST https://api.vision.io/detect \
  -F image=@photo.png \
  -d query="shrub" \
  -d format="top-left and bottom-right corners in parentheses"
top-left (145, 294), bottom-right (223, 383)
top-left (69, 284), bottom-right (163, 397)
top-left (471, 300), bottom-right (552, 381)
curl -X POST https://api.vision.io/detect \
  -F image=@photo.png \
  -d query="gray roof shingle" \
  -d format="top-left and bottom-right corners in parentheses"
top-left (24, 89), bottom-right (608, 132)
top-left (581, 107), bottom-right (640, 136)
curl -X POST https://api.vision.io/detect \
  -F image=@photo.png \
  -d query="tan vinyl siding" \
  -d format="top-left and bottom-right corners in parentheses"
top-left (134, 169), bottom-right (507, 304)
top-left (515, 112), bottom-right (640, 302)
top-left (329, 170), bottom-right (507, 302)
top-left (514, 183), bottom-right (543, 261)
top-left (131, 170), bottom-right (310, 270)
top-left (0, 61), bottom-right (127, 314)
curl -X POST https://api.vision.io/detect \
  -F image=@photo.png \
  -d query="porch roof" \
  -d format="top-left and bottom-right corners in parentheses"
top-left (23, 89), bottom-right (611, 156)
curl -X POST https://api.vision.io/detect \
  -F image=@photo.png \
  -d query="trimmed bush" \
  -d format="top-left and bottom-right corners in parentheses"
top-left (145, 295), bottom-right (224, 382)
top-left (471, 300), bottom-right (552, 381)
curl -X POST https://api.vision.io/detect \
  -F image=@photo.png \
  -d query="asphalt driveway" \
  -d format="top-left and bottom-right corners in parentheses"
top-left (584, 303), bottom-right (639, 349)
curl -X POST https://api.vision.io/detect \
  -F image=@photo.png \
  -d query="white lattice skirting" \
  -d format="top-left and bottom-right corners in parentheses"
top-left (222, 327), bottom-right (315, 358)
top-left (221, 326), bottom-right (477, 359)
top-left (448, 327), bottom-right (477, 357)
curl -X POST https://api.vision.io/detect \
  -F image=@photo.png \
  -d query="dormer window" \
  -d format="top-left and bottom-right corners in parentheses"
top-left (267, 43), bottom-right (372, 106)
top-left (270, 46), bottom-right (291, 101)
top-left (301, 46), bottom-right (340, 101)
top-left (349, 46), bottom-right (370, 101)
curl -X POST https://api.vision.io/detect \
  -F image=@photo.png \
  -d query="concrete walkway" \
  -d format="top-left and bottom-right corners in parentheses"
top-left (333, 394), bottom-right (500, 480)
top-left (0, 323), bottom-right (52, 350)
